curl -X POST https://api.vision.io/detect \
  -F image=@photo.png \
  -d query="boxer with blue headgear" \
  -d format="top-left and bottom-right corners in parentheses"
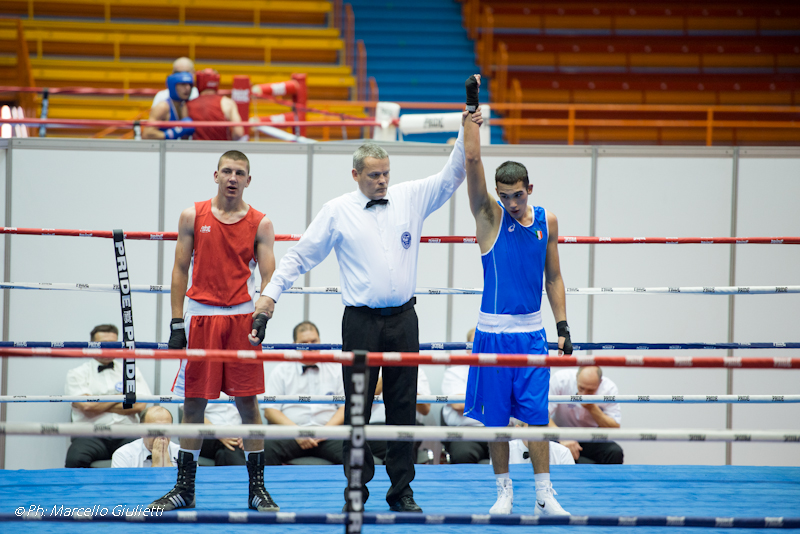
top-left (167, 72), bottom-right (194, 102)
top-left (157, 72), bottom-right (195, 139)
top-left (142, 61), bottom-right (198, 140)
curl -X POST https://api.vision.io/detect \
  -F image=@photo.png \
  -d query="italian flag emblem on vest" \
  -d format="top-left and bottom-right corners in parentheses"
top-left (536, 230), bottom-right (543, 240)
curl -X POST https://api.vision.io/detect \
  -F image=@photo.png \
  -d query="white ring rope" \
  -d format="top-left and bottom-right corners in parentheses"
top-left (2, 394), bottom-right (798, 404)
top-left (1, 422), bottom-right (798, 443)
top-left (1, 282), bottom-right (798, 295)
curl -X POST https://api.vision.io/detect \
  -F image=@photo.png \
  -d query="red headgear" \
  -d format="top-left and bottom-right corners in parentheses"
top-left (196, 69), bottom-right (220, 93)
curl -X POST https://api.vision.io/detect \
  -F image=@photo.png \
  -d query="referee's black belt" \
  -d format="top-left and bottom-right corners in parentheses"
top-left (349, 297), bottom-right (416, 317)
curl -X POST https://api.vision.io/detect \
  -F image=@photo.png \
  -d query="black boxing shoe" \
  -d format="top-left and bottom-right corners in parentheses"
top-left (147, 450), bottom-right (196, 511)
top-left (388, 495), bottom-right (422, 513)
top-left (246, 451), bottom-right (279, 512)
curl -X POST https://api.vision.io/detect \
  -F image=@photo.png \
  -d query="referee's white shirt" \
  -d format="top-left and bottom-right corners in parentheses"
top-left (548, 369), bottom-right (622, 428)
top-left (264, 126), bottom-right (466, 308)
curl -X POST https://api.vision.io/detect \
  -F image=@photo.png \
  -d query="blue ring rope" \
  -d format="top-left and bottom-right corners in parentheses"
top-left (1, 512), bottom-right (797, 527)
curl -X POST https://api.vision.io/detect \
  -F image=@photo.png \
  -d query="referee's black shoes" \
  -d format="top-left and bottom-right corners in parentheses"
top-left (388, 495), bottom-right (422, 513)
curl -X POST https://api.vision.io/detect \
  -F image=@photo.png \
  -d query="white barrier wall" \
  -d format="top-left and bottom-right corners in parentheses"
top-left (0, 139), bottom-right (797, 470)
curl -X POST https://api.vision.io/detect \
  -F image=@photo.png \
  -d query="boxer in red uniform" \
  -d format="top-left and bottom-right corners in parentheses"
top-left (148, 150), bottom-right (278, 512)
top-left (187, 68), bottom-right (246, 141)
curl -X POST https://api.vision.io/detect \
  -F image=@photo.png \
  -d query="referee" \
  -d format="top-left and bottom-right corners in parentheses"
top-left (263, 76), bottom-right (483, 513)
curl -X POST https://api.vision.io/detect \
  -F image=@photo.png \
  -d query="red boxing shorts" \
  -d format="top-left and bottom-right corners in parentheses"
top-left (172, 300), bottom-right (264, 399)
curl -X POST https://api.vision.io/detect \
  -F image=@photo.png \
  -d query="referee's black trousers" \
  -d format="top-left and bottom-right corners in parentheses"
top-left (342, 304), bottom-right (419, 506)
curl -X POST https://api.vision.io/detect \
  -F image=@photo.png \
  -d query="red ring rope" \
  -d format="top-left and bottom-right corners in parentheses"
top-left (1, 228), bottom-right (798, 244)
top-left (0, 117), bottom-right (381, 128)
top-left (0, 348), bottom-right (796, 368)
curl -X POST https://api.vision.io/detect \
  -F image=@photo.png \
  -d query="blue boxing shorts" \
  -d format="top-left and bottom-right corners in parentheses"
top-left (464, 311), bottom-right (550, 427)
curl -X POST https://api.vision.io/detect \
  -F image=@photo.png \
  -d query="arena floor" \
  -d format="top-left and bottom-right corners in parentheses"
top-left (1, 464), bottom-right (798, 533)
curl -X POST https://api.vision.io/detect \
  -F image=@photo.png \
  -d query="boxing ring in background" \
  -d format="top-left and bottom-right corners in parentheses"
top-left (0, 226), bottom-right (798, 463)
top-left (0, 346), bottom-right (799, 532)
top-left (0, 142), bottom-right (797, 531)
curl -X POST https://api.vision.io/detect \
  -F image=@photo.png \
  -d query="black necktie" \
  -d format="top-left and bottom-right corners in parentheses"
top-left (97, 362), bottom-right (114, 373)
top-left (302, 365), bottom-right (318, 374)
top-left (365, 198), bottom-right (388, 209)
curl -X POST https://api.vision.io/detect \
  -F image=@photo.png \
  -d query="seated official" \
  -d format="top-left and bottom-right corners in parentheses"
top-left (65, 324), bottom-right (152, 468)
top-left (506, 417), bottom-right (575, 466)
top-left (441, 364), bottom-right (489, 463)
top-left (548, 366), bottom-right (624, 464)
top-left (112, 406), bottom-right (180, 468)
top-left (440, 328), bottom-right (489, 463)
top-left (198, 400), bottom-right (247, 466)
top-left (262, 322), bottom-right (345, 465)
top-left (368, 367), bottom-right (431, 462)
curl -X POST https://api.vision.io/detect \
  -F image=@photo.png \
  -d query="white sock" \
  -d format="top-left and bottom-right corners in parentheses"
top-left (495, 472), bottom-right (510, 481)
top-left (534, 472), bottom-right (551, 499)
top-left (248, 449), bottom-right (265, 461)
top-left (181, 449), bottom-right (201, 462)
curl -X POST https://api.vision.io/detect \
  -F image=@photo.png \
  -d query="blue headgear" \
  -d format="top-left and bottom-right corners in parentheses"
top-left (166, 72), bottom-right (194, 102)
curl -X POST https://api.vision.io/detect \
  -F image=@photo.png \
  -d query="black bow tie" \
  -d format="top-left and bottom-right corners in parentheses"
top-left (365, 198), bottom-right (388, 209)
top-left (302, 364), bottom-right (318, 374)
top-left (97, 362), bottom-right (114, 372)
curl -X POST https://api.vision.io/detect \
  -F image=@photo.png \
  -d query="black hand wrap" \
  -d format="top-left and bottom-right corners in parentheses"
top-left (465, 75), bottom-right (479, 112)
top-left (168, 318), bottom-right (187, 350)
top-left (556, 320), bottom-right (573, 355)
top-left (251, 313), bottom-right (269, 344)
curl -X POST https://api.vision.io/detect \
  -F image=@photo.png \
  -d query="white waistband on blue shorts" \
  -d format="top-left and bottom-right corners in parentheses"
top-left (477, 310), bottom-right (543, 334)
top-left (186, 298), bottom-right (255, 317)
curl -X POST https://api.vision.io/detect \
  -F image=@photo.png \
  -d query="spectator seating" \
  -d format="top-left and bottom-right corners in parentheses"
top-left (461, 0), bottom-right (800, 144)
top-left (1, 0), bottom-right (330, 26)
top-left (0, 0), bottom-right (367, 140)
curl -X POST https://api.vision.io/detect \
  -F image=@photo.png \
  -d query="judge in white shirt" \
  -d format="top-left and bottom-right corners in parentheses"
top-left (198, 401), bottom-right (246, 465)
top-left (261, 89), bottom-right (482, 512)
top-left (368, 367), bottom-right (431, 462)
top-left (112, 406), bottom-right (181, 468)
top-left (548, 366), bottom-right (624, 464)
top-left (65, 324), bottom-right (152, 468)
top-left (442, 331), bottom-right (574, 465)
top-left (441, 328), bottom-right (488, 463)
top-left (262, 322), bottom-right (345, 465)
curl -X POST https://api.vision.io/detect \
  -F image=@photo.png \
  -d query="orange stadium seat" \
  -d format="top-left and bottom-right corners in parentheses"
top-left (0, 0), bottom-right (370, 141)
top-left (0, 0), bottom-right (332, 26)
top-left (459, 0), bottom-right (800, 145)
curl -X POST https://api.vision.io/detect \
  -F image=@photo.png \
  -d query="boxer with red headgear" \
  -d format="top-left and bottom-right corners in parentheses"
top-left (187, 68), bottom-right (246, 141)
top-left (195, 68), bottom-right (220, 93)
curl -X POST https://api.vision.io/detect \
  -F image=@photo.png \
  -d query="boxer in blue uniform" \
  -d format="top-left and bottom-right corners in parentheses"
top-left (461, 75), bottom-right (573, 517)
top-left (143, 72), bottom-right (196, 140)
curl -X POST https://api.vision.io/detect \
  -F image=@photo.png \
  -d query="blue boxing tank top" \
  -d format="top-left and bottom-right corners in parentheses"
top-left (480, 202), bottom-right (548, 315)
top-left (168, 99), bottom-right (179, 121)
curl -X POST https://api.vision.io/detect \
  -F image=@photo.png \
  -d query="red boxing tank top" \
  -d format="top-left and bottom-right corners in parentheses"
top-left (187, 94), bottom-right (230, 141)
top-left (186, 199), bottom-right (265, 307)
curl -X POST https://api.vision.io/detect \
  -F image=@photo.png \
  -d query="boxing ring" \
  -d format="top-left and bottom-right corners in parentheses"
top-left (0, 227), bottom-right (798, 532)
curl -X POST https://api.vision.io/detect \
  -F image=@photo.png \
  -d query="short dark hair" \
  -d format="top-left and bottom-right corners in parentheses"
top-left (293, 321), bottom-right (320, 343)
top-left (495, 161), bottom-right (529, 189)
top-left (90, 324), bottom-right (118, 341)
top-left (218, 150), bottom-right (250, 173)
